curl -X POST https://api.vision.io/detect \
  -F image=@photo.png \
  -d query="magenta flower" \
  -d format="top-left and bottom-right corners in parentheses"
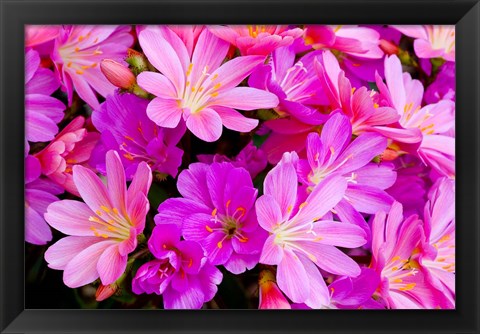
top-left (393, 25), bottom-right (455, 62)
top-left (256, 152), bottom-right (367, 308)
top-left (25, 49), bottom-right (65, 142)
top-left (248, 46), bottom-right (328, 125)
top-left (44, 150), bottom-right (152, 288)
top-left (297, 113), bottom-right (396, 239)
top-left (421, 177), bottom-right (455, 306)
top-left (25, 154), bottom-right (63, 245)
top-left (370, 201), bottom-right (451, 309)
top-left (375, 55), bottom-right (455, 177)
top-left (90, 92), bottom-right (184, 180)
top-left (132, 224), bottom-right (222, 309)
top-left (197, 141), bottom-right (267, 178)
top-left (156, 162), bottom-right (267, 274)
top-left (424, 61), bottom-right (455, 104)
top-left (35, 116), bottom-right (100, 196)
top-left (209, 25), bottom-right (304, 56)
top-left (52, 25), bottom-right (134, 109)
top-left (327, 268), bottom-right (384, 309)
top-left (137, 27), bottom-right (278, 142)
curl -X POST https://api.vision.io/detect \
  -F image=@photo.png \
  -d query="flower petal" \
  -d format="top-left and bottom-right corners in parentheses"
top-left (97, 244), bottom-right (128, 285)
top-left (186, 108), bottom-right (223, 142)
top-left (276, 249), bottom-right (309, 303)
top-left (146, 97), bottom-right (183, 128)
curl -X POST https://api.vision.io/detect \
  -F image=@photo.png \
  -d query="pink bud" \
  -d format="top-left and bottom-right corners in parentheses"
top-left (258, 270), bottom-right (291, 309)
top-left (95, 283), bottom-right (118, 301)
top-left (379, 39), bottom-right (399, 56)
top-left (100, 59), bottom-right (136, 89)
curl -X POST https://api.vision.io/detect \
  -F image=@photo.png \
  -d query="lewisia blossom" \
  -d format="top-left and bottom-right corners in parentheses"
top-left (256, 152), bottom-right (367, 308)
top-left (297, 113), bottom-right (395, 238)
top-left (370, 201), bottom-right (451, 309)
top-left (91, 92), bottom-right (184, 180)
top-left (35, 116), bottom-right (99, 196)
top-left (156, 162), bottom-right (267, 274)
top-left (44, 150), bottom-right (152, 288)
top-left (25, 49), bottom-right (65, 142)
top-left (421, 177), bottom-right (455, 306)
top-left (132, 224), bottom-right (222, 309)
top-left (209, 25), bottom-right (304, 56)
top-left (375, 55), bottom-right (455, 177)
top-left (137, 27), bottom-right (279, 142)
top-left (393, 25), bottom-right (455, 61)
top-left (52, 25), bottom-right (134, 109)
top-left (25, 154), bottom-right (63, 245)
top-left (197, 141), bottom-right (267, 178)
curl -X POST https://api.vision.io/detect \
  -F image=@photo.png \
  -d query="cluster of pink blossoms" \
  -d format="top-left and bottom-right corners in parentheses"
top-left (25, 24), bottom-right (455, 309)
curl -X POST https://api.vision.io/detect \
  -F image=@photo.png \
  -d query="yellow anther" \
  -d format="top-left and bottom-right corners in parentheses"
top-left (67, 62), bottom-right (72, 67)
top-left (112, 208), bottom-right (119, 215)
top-left (205, 225), bottom-right (213, 233)
top-left (299, 202), bottom-right (308, 209)
top-left (186, 81), bottom-right (190, 87)
top-left (198, 86), bottom-right (204, 92)
top-left (211, 91), bottom-right (219, 98)
top-left (95, 210), bottom-right (102, 216)
top-left (226, 200), bottom-right (231, 208)
top-left (101, 206), bottom-right (111, 213)
top-left (287, 205), bottom-right (293, 213)
top-left (313, 237), bottom-right (323, 242)
top-left (74, 47), bottom-right (80, 52)
top-left (107, 226), bottom-right (117, 232)
top-left (373, 103), bottom-right (379, 108)
top-left (125, 135), bottom-right (134, 141)
top-left (329, 146), bottom-right (335, 155)
top-left (81, 65), bottom-right (90, 69)
top-left (391, 256), bottom-right (401, 262)
top-left (213, 83), bottom-right (222, 90)
top-left (78, 36), bottom-right (85, 42)
top-left (308, 254), bottom-right (317, 262)
top-left (210, 73), bottom-right (219, 81)
top-left (211, 208), bottom-right (217, 217)
top-left (391, 266), bottom-right (398, 271)
top-left (399, 283), bottom-right (416, 291)
top-left (188, 258), bottom-right (193, 268)
top-left (124, 153), bottom-right (134, 161)
top-left (238, 237), bottom-right (249, 243)
top-left (393, 278), bottom-right (403, 283)
top-left (191, 87), bottom-right (196, 92)
top-left (91, 62), bottom-right (97, 68)
top-left (76, 70), bottom-right (84, 75)
top-left (217, 241), bottom-right (223, 249)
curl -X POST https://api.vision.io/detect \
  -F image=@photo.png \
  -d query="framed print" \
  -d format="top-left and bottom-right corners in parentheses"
top-left (1, 0), bottom-right (479, 333)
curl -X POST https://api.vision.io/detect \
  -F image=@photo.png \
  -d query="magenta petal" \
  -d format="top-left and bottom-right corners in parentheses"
top-left (105, 151), bottom-right (127, 214)
top-left (97, 244), bottom-right (128, 285)
top-left (186, 108), bottom-right (223, 142)
top-left (127, 161), bottom-right (152, 206)
top-left (25, 205), bottom-right (53, 245)
top-left (182, 213), bottom-right (214, 241)
top-left (276, 249), bottom-right (310, 303)
top-left (345, 184), bottom-right (394, 214)
top-left (163, 283), bottom-right (205, 309)
top-left (156, 198), bottom-right (210, 228)
top-left (176, 163), bottom-right (213, 207)
top-left (224, 253), bottom-right (259, 274)
top-left (146, 97), bottom-right (182, 128)
top-left (148, 224), bottom-right (181, 257)
top-left (176, 240), bottom-right (205, 274)
top-left (202, 231), bottom-right (233, 265)
top-left (299, 254), bottom-right (330, 308)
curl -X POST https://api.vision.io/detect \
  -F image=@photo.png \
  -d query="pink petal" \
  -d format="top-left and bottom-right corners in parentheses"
top-left (44, 200), bottom-right (97, 236)
top-left (186, 108), bottom-right (223, 142)
top-left (213, 106), bottom-right (259, 132)
top-left (260, 235), bottom-right (284, 265)
top-left (45, 236), bottom-right (101, 270)
top-left (312, 220), bottom-right (367, 248)
top-left (106, 151), bottom-right (127, 215)
top-left (276, 249), bottom-right (310, 303)
top-left (127, 161), bottom-right (152, 205)
top-left (63, 240), bottom-right (115, 288)
top-left (263, 157), bottom-right (298, 221)
top-left (299, 254), bottom-right (330, 308)
top-left (209, 87), bottom-right (279, 110)
top-left (146, 97), bottom-right (183, 128)
top-left (255, 194), bottom-right (283, 232)
top-left (25, 205), bottom-right (52, 245)
top-left (97, 244), bottom-right (128, 285)
top-left (72, 165), bottom-right (113, 213)
top-left (137, 71), bottom-right (177, 99)
top-left (138, 30), bottom-right (185, 95)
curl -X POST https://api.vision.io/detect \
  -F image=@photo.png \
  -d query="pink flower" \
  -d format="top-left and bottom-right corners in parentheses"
top-left (421, 177), bottom-right (455, 306)
top-left (25, 25), bottom-right (60, 47)
top-left (393, 25), bottom-right (455, 62)
top-left (314, 51), bottom-right (399, 135)
top-left (132, 224), bottom-right (222, 309)
top-left (258, 269), bottom-right (291, 309)
top-left (137, 27), bottom-right (278, 142)
top-left (209, 25), bottom-right (304, 56)
top-left (25, 49), bottom-right (65, 142)
top-left (35, 116), bottom-right (100, 196)
top-left (197, 141), bottom-right (267, 178)
top-left (424, 61), bottom-right (455, 104)
top-left (100, 59), bottom-right (136, 89)
top-left (156, 162), bottom-right (267, 274)
top-left (305, 25), bottom-right (384, 59)
top-left (25, 154), bottom-right (63, 245)
top-left (297, 113), bottom-right (396, 240)
top-left (44, 150), bottom-right (152, 288)
top-left (375, 55), bottom-right (455, 177)
top-left (370, 201), bottom-right (451, 309)
top-left (52, 25), bottom-right (134, 109)
top-left (256, 152), bottom-right (367, 308)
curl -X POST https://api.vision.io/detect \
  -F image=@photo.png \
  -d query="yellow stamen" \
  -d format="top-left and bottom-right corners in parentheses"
top-left (213, 83), bottom-right (222, 90)
top-left (299, 202), bottom-right (308, 209)
top-left (101, 206), bottom-right (111, 213)
top-left (188, 258), bottom-right (193, 268)
top-left (211, 91), bottom-right (219, 98)
top-left (76, 70), bottom-right (84, 75)
top-left (217, 241), bottom-right (223, 249)
top-left (206, 225), bottom-right (213, 233)
top-left (211, 208), bottom-right (218, 217)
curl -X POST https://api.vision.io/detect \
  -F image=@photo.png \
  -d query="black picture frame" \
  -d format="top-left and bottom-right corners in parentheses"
top-left (1, 0), bottom-right (479, 333)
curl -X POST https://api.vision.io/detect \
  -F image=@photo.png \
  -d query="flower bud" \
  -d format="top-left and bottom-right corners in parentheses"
top-left (100, 59), bottom-right (136, 89)
top-left (95, 283), bottom-right (118, 302)
top-left (379, 39), bottom-right (399, 55)
top-left (258, 269), bottom-right (291, 309)
top-left (126, 48), bottom-right (149, 74)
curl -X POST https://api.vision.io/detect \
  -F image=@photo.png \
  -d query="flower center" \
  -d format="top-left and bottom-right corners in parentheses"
top-left (58, 32), bottom-right (102, 75)
top-left (88, 205), bottom-right (132, 240)
top-left (205, 200), bottom-right (249, 248)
